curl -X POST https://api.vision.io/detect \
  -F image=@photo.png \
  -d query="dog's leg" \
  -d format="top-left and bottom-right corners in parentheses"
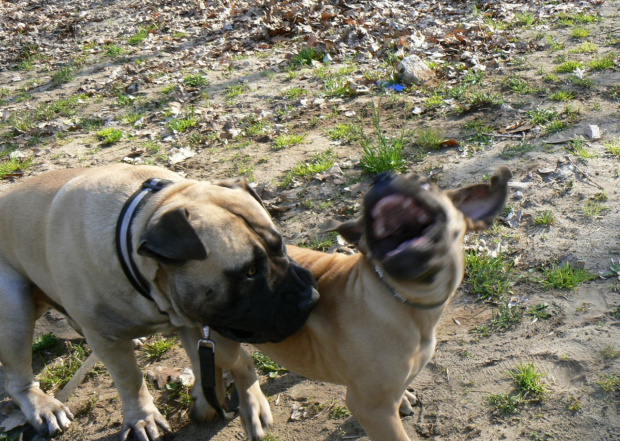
top-left (399, 389), bottom-right (419, 416)
top-left (213, 336), bottom-right (273, 441)
top-left (176, 327), bottom-right (221, 422)
top-left (80, 330), bottom-right (170, 441)
top-left (346, 387), bottom-right (411, 441)
top-left (0, 269), bottom-right (74, 436)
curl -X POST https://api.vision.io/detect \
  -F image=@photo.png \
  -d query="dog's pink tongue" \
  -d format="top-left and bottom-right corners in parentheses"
top-left (371, 195), bottom-right (429, 239)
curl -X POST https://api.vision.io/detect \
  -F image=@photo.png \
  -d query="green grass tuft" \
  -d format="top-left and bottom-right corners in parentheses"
top-left (252, 352), bottom-right (288, 378)
top-left (272, 133), bottom-right (306, 150)
top-left (539, 263), bottom-right (595, 289)
top-left (465, 251), bottom-right (514, 301)
top-left (95, 128), bottom-right (123, 145)
top-left (143, 336), bottom-right (176, 360)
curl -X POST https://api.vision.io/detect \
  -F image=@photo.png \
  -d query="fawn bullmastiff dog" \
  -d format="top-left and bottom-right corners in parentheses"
top-left (0, 164), bottom-right (318, 440)
top-left (211, 167), bottom-right (512, 440)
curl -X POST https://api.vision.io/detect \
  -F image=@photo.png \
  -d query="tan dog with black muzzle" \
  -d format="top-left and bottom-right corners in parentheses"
top-left (0, 164), bottom-right (319, 440)
top-left (212, 167), bottom-right (512, 440)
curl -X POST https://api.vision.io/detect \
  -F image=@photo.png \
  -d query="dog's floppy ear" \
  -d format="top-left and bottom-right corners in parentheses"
top-left (445, 166), bottom-right (512, 231)
top-left (321, 217), bottom-right (364, 246)
top-left (212, 178), bottom-right (264, 207)
top-left (138, 208), bottom-right (208, 263)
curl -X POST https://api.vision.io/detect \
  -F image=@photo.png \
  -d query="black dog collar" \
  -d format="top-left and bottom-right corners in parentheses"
top-left (115, 177), bottom-right (174, 301)
top-left (372, 264), bottom-right (451, 310)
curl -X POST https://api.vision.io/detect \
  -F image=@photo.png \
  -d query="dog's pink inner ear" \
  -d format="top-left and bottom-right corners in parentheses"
top-left (138, 208), bottom-right (208, 263)
top-left (446, 166), bottom-right (512, 230)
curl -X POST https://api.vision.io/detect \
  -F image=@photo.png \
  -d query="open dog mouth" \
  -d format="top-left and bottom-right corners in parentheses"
top-left (365, 176), bottom-right (446, 274)
top-left (370, 193), bottom-right (439, 260)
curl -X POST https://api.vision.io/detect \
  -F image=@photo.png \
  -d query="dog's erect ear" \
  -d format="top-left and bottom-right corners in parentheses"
top-left (212, 178), bottom-right (264, 207)
top-left (445, 166), bottom-right (512, 231)
top-left (321, 217), bottom-right (364, 246)
top-left (138, 208), bottom-right (208, 263)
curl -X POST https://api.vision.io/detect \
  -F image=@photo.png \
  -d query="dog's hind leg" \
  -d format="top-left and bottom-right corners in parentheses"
top-left (345, 387), bottom-right (411, 441)
top-left (399, 389), bottom-right (419, 416)
top-left (0, 264), bottom-right (74, 436)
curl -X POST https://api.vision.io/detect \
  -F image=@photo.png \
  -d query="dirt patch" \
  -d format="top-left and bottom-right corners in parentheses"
top-left (1, 0), bottom-right (619, 440)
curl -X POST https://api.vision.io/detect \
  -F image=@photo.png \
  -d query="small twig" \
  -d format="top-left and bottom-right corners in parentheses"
top-left (493, 133), bottom-right (526, 139)
top-left (566, 157), bottom-right (604, 189)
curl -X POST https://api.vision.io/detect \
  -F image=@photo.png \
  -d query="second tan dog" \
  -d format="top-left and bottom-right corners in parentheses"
top-left (212, 167), bottom-right (512, 440)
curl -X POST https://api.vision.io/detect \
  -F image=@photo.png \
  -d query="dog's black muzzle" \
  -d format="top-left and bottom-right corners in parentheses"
top-left (208, 259), bottom-right (319, 343)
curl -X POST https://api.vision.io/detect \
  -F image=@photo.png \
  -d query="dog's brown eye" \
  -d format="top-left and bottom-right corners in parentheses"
top-left (246, 266), bottom-right (257, 277)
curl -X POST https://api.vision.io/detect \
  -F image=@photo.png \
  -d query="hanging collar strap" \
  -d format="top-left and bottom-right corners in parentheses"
top-left (372, 264), bottom-right (451, 310)
top-left (115, 177), bottom-right (174, 301)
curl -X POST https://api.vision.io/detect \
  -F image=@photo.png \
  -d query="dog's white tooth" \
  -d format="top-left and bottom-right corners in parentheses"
top-left (418, 212), bottom-right (430, 223)
top-left (402, 199), bottom-right (412, 209)
top-left (375, 223), bottom-right (387, 238)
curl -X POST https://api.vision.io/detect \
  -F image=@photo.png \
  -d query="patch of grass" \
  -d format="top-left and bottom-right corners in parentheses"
top-left (127, 28), bottom-right (148, 45)
top-left (604, 139), bottom-right (620, 157)
top-left (280, 149), bottom-right (335, 187)
top-left (252, 352), bottom-right (288, 378)
top-left (121, 112), bottom-right (144, 125)
top-left (500, 142), bottom-right (535, 158)
top-left (601, 345), bottom-right (620, 360)
top-left (224, 83), bottom-right (250, 100)
top-left (298, 232), bottom-right (337, 252)
top-left (569, 41), bottom-right (597, 53)
top-left (514, 12), bottom-right (536, 28)
top-left (488, 362), bottom-right (547, 415)
top-left (95, 128), bottom-right (123, 145)
top-left (526, 303), bottom-right (552, 320)
top-left (568, 395), bottom-right (582, 412)
top-left (568, 75), bottom-right (592, 88)
top-left (588, 54), bottom-right (615, 71)
top-left (468, 90), bottom-right (504, 107)
top-left (544, 120), bottom-right (569, 134)
top-left (539, 263), bottom-right (595, 289)
top-left (507, 75), bottom-right (534, 94)
top-left (0, 156), bottom-right (33, 178)
top-left (183, 74), bottom-right (208, 88)
top-left (32, 333), bottom-right (61, 353)
top-left (143, 336), bottom-right (176, 360)
top-left (490, 302), bottom-right (523, 330)
top-left (464, 251), bottom-right (514, 301)
top-left (37, 342), bottom-right (90, 392)
top-left (416, 127), bottom-right (443, 151)
top-left (284, 87), bottom-right (307, 100)
top-left (52, 66), bottom-right (74, 86)
top-left (583, 199), bottom-right (608, 217)
top-left (554, 60), bottom-right (583, 73)
top-left (327, 123), bottom-right (362, 144)
top-left (77, 116), bottom-right (105, 131)
top-left (116, 94), bottom-right (137, 107)
top-left (509, 362), bottom-right (547, 400)
top-left (463, 120), bottom-right (493, 147)
top-left (166, 114), bottom-right (197, 132)
top-left (533, 210), bottom-right (555, 226)
top-left (597, 374), bottom-right (620, 395)
top-left (557, 12), bottom-right (600, 26)
top-left (360, 106), bottom-right (407, 174)
top-left (488, 392), bottom-right (522, 414)
top-left (549, 90), bottom-right (575, 101)
top-left (328, 402), bottom-right (351, 419)
top-left (272, 133), bottom-right (306, 150)
top-left (570, 27), bottom-right (590, 39)
top-left (565, 138), bottom-right (597, 160)
top-left (290, 47), bottom-right (324, 67)
top-left (104, 44), bottom-right (123, 57)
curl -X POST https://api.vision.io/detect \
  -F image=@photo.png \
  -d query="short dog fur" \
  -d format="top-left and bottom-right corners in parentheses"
top-left (212, 167), bottom-right (512, 440)
top-left (0, 164), bottom-right (318, 440)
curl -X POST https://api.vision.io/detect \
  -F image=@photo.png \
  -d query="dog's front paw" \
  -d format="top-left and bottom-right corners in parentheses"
top-left (238, 383), bottom-right (273, 441)
top-left (188, 387), bottom-right (220, 423)
top-left (12, 386), bottom-right (73, 436)
top-left (120, 405), bottom-right (171, 441)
